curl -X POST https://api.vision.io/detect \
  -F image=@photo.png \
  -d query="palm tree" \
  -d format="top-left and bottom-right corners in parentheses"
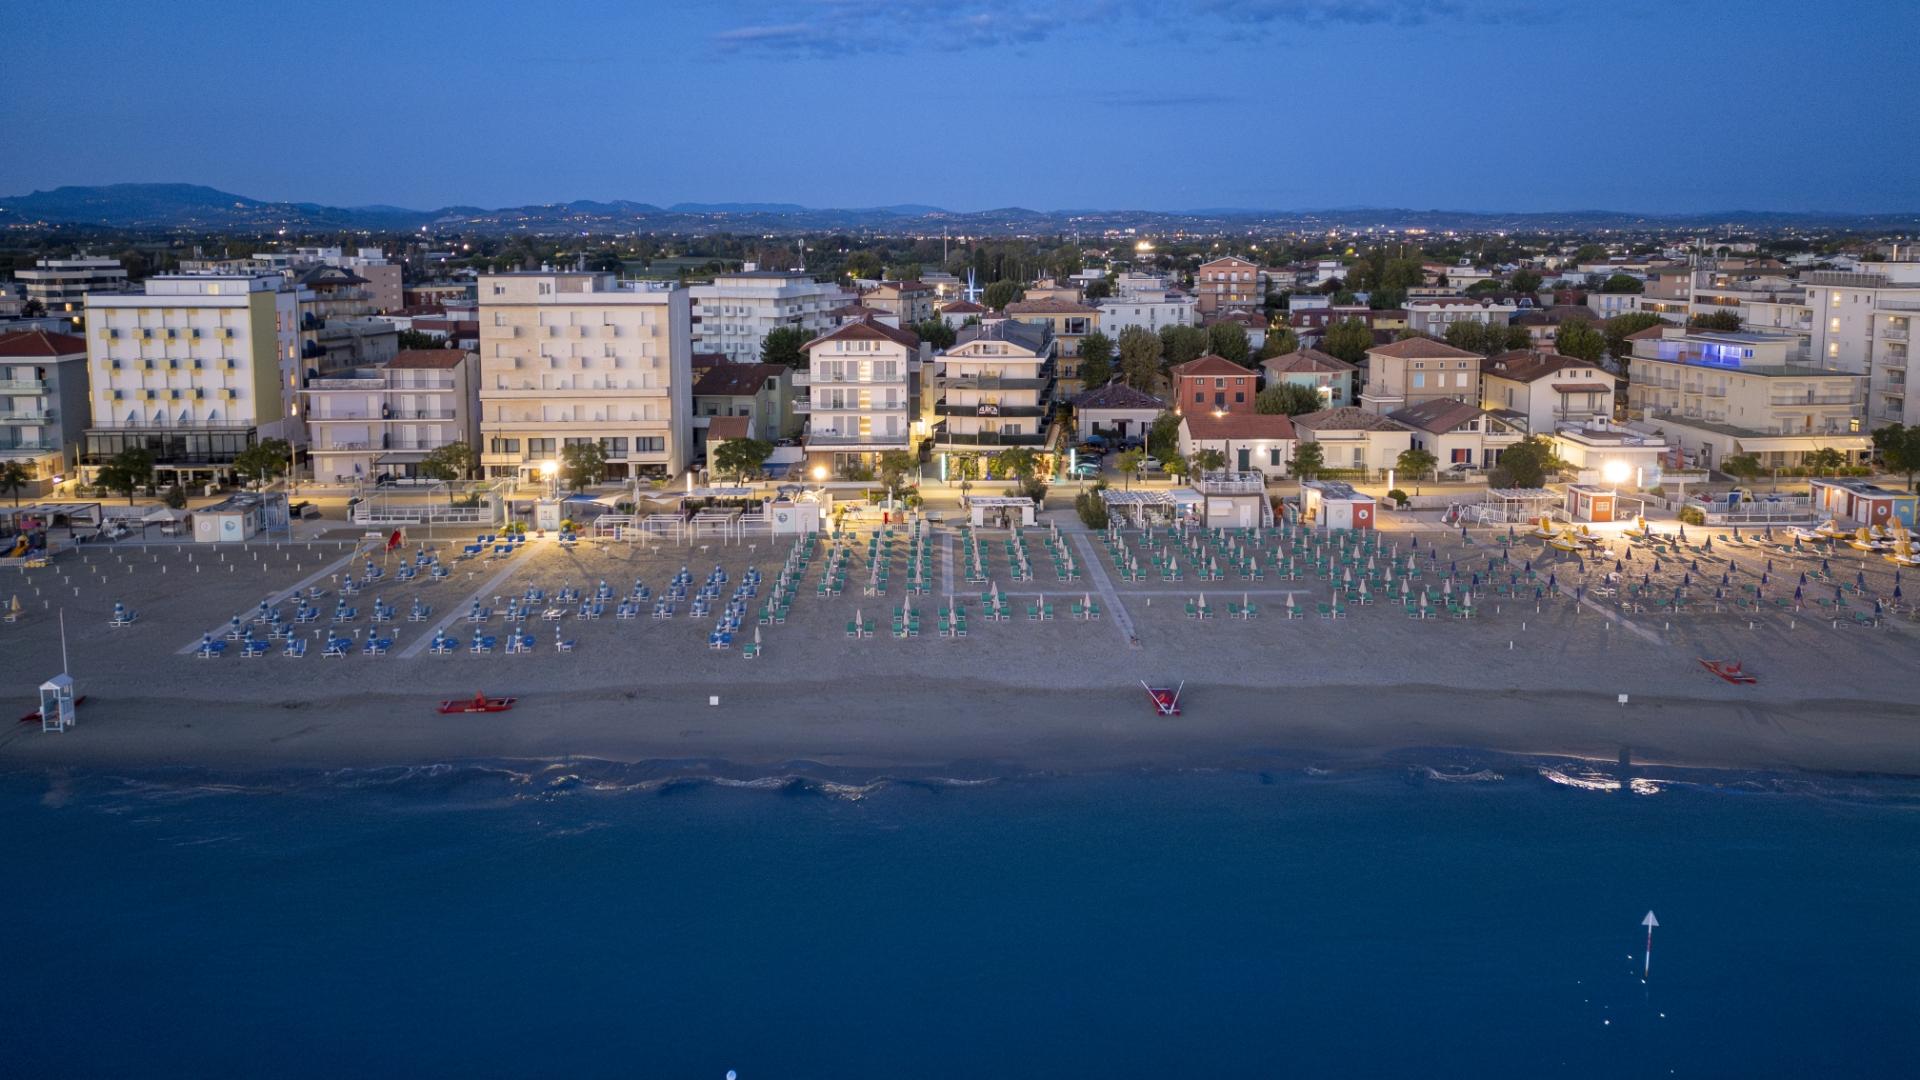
top-left (0, 461), bottom-right (30, 506)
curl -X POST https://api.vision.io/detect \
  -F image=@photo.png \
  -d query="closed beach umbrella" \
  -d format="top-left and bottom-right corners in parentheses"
top-left (1286, 593), bottom-right (1296, 613)
top-left (1794, 585), bottom-right (1803, 601)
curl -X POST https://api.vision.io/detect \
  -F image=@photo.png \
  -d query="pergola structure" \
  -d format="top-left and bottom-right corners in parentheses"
top-left (1472, 488), bottom-right (1560, 524)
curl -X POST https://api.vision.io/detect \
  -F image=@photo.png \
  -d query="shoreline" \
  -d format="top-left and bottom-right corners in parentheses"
top-left (7, 679), bottom-right (1920, 781)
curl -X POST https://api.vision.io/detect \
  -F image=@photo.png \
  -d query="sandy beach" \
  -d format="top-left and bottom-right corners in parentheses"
top-left (3, 514), bottom-right (1918, 779)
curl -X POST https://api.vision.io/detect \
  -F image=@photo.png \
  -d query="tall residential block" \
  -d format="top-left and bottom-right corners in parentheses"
top-left (477, 271), bottom-right (692, 481)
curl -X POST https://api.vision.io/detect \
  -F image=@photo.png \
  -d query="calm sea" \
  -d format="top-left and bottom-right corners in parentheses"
top-left (3, 759), bottom-right (1915, 1078)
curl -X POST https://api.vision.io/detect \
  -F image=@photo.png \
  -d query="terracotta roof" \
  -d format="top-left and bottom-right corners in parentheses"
top-left (1169, 354), bottom-right (1254, 379)
top-left (1407, 297), bottom-right (1515, 309)
top-left (1072, 383), bottom-right (1167, 411)
top-left (1293, 406), bottom-right (1405, 432)
top-left (1182, 411), bottom-right (1296, 441)
top-left (1198, 256), bottom-right (1258, 269)
top-left (386, 349), bottom-right (467, 369)
top-left (827, 303), bottom-right (891, 319)
top-left (1005, 299), bottom-right (1097, 315)
top-left (1205, 310), bottom-right (1268, 328)
top-left (0, 329), bottom-right (87, 357)
top-left (693, 362), bottom-right (786, 398)
top-left (803, 319), bottom-right (920, 351)
top-left (707, 416), bottom-right (752, 441)
top-left (1260, 348), bottom-right (1356, 375)
top-left (1388, 398), bottom-right (1487, 435)
top-left (940, 300), bottom-right (986, 314)
top-left (1484, 349), bottom-right (1604, 383)
top-left (692, 352), bottom-right (728, 369)
top-left (1366, 337), bottom-right (1482, 361)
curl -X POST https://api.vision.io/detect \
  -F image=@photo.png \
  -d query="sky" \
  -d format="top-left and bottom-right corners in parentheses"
top-left (7, 0), bottom-right (1920, 214)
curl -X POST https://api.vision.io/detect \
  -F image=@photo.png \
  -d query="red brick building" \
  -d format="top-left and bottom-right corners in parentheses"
top-left (1195, 256), bottom-right (1260, 315)
top-left (1170, 354), bottom-right (1257, 416)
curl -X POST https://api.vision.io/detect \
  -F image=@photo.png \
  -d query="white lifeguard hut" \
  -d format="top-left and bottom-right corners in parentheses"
top-left (39, 673), bottom-right (75, 733)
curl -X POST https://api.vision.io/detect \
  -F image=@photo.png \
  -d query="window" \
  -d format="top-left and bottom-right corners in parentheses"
top-left (527, 438), bottom-right (556, 455)
top-left (1412, 373), bottom-right (1426, 388)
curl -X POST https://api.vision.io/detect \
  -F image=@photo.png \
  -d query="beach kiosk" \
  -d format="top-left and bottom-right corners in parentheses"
top-left (1298, 481), bottom-right (1375, 531)
top-left (39, 673), bottom-right (75, 733)
top-left (191, 495), bottom-right (263, 543)
top-left (1563, 483), bottom-right (1619, 523)
top-left (1807, 478), bottom-right (1917, 530)
top-left (966, 496), bottom-right (1035, 528)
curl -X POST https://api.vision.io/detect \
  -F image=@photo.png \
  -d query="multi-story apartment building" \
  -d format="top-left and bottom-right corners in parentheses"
top-left (797, 316), bottom-right (925, 478)
top-left (690, 270), bottom-right (847, 363)
top-left (930, 319), bottom-right (1054, 463)
top-left (692, 362), bottom-right (799, 449)
top-left (477, 271), bottom-right (692, 482)
top-left (1627, 328), bottom-right (1869, 470)
top-left (1096, 288), bottom-right (1197, 345)
top-left (81, 274), bottom-right (303, 484)
top-left (0, 329), bottom-right (92, 494)
top-left (1401, 297), bottom-right (1518, 339)
top-left (1358, 337), bottom-right (1482, 415)
top-left (1689, 261), bottom-right (1796, 325)
top-left (1635, 266), bottom-right (1693, 324)
top-left (1480, 349), bottom-right (1615, 435)
top-left (861, 281), bottom-right (935, 326)
top-left (302, 349), bottom-right (480, 485)
top-left (1802, 266), bottom-right (1920, 428)
top-left (296, 264), bottom-right (398, 376)
top-left (1195, 257), bottom-right (1260, 315)
top-left (1004, 298), bottom-right (1099, 397)
top-left (1260, 348), bottom-right (1357, 409)
top-left (19, 257), bottom-right (129, 328)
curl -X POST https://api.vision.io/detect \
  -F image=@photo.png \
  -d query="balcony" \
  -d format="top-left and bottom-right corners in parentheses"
top-left (1768, 395), bottom-right (1858, 407)
top-left (307, 376), bottom-right (385, 389)
top-left (1882, 328), bottom-right (1909, 341)
top-left (931, 425), bottom-right (1046, 448)
top-left (390, 409), bottom-right (457, 420)
top-left (0, 440), bottom-right (58, 452)
top-left (934, 403), bottom-right (1047, 418)
top-left (0, 379), bottom-right (48, 394)
top-left (804, 431), bottom-right (911, 448)
top-left (0, 411), bottom-right (53, 424)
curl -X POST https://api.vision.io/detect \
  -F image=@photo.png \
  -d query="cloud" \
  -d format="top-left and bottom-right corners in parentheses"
top-left (712, 0), bottom-right (1541, 55)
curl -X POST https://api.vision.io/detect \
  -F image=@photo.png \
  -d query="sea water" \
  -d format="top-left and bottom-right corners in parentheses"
top-left (2, 760), bottom-right (1915, 1078)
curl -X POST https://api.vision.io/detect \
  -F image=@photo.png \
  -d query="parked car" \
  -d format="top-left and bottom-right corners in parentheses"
top-left (1139, 456), bottom-right (1163, 472)
top-left (1067, 461), bottom-right (1102, 479)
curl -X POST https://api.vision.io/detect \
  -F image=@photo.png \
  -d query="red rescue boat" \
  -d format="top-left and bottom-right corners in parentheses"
top-left (1142, 680), bottom-right (1185, 716)
top-left (438, 692), bottom-right (517, 715)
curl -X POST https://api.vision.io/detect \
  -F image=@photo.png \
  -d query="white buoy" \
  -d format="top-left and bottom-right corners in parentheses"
top-left (1618, 694), bottom-right (1629, 705)
top-left (709, 695), bottom-right (719, 706)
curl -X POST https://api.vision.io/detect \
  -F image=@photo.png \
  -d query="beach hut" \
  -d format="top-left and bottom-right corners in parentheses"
top-left (1563, 484), bottom-right (1619, 523)
top-left (1298, 481), bottom-right (1375, 531)
top-left (1808, 478), bottom-right (1917, 530)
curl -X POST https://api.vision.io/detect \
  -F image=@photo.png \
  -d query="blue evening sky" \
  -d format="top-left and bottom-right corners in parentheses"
top-left (8, 0), bottom-right (1918, 213)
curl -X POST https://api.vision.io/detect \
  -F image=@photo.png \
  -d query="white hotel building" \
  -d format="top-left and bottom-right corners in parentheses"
top-left (477, 271), bottom-right (693, 481)
top-left (690, 270), bottom-right (848, 363)
top-left (82, 274), bottom-right (304, 483)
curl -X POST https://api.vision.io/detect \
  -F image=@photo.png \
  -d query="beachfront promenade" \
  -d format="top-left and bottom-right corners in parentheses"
top-left (2, 511), bottom-right (1918, 776)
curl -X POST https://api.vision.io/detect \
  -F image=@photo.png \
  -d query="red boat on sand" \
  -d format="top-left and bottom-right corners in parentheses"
top-left (1698, 659), bottom-right (1757, 685)
top-left (438, 692), bottom-right (517, 714)
top-left (18, 696), bottom-right (87, 723)
top-left (1142, 681), bottom-right (1185, 716)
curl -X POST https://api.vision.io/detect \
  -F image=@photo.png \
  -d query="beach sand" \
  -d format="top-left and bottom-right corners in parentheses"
top-left (2, 518), bottom-right (1917, 778)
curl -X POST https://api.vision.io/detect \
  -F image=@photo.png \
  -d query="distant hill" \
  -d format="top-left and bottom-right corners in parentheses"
top-left (2, 182), bottom-right (1916, 236)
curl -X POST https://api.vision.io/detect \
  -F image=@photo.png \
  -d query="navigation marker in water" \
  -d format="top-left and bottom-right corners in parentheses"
top-left (1642, 911), bottom-right (1659, 980)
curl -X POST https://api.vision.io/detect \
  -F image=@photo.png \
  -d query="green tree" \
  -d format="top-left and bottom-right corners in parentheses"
top-left (1074, 486), bottom-right (1110, 528)
top-left (1159, 324), bottom-right (1209, 368)
top-left (162, 482), bottom-right (187, 510)
top-left (558, 441), bottom-right (608, 490)
top-left (1509, 269), bottom-right (1543, 295)
top-left (949, 452), bottom-right (980, 497)
top-left (1488, 436), bottom-right (1565, 488)
top-left (1444, 320), bottom-right (1491, 354)
top-left (1255, 383), bottom-right (1323, 416)
top-left (761, 326), bottom-right (814, 368)
top-left (915, 319), bottom-right (957, 351)
top-left (1257, 326), bottom-right (1300, 359)
top-left (395, 329), bottom-right (449, 351)
top-left (1207, 322), bottom-right (1250, 366)
top-left (1321, 318), bottom-right (1373, 364)
top-left (1114, 449), bottom-right (1145, 488)
top-left (1720, 452), bottom-right (1765, 487)
top-left (1689, 310), bottom-right (1743, 332)
top-left (0, 460), bottom-right (30, 506)
top-left (1603, 312), bottom-right (1667, 370)
top-left (1163, 453), bottom-right (1191, 480)
top-left (1117, 326), bottom-right (1163, 390)
top-left (1396, 447), bottom-right (1439, 491)
top-left (1803, 446), bottom-right (1845, 477)
top-left (995, 447), bottom-right (1040, 485)
top-left (984, 280), bottom-right (1024, 311)
top-left (1600, 273), bottom-right (1643, 293)
top-left (711, 437), bottom-right (775, 483)
top-left (1572, 244), bottom-right (1609, 265)
top-left (1147, 411), bottom-right (1181, 461)
top-left (1554, 319), bottom-right (1606, 363)
top-left (1078, 330), bottom-right (1114, 388)
top-left (417, 441), bottom-right (475, 482)
top-left (1190, 448), bottom-right (1227, 473)
top-left (1084, 278), bottom-right (1113, 301)
top-left (98, 447), bottom-right (155, 504)
top-left (232, 437), bottom-right (292, 488)
top-left (1871, 423), bottom-right (1920, 490)
top-left (875, 449), bottom-right (916, 498)
top-left (1289, 440), bottom-right (1325, 480)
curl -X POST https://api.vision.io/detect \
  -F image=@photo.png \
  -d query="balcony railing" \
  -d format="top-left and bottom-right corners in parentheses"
top-left (804, 432), bottom-right (912, 447)
top-left (0, 411), bottom-right (53, 424)
top-left (931, 427), bottom-right (1047, 448)
top-left (1882, 328), bottom-right (1909, 341)
top-left (934, 403), bottom-right (1047, 418)
top-left (0, 379), bottom-right (48, 393)
top-left (0, 440), bottom-right (58, 452)
top-left (1768, 395), bottom-right (1858, 406)
top-left (307, 377), bottom-right (384, 389)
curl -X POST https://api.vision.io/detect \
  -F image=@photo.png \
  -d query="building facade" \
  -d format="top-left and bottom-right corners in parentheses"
top-left (1004, 298), bottom-right (1099, 397)
top-left (692, 362), bottom-right (798, 448)
top-left (1401, 297), bottom-right (1518, 339)
top-left (0, 329), bottom-right (92, 494)
top-left (302, 349), bottom-right (480, 485)
top-left (1170, 354), bottom-right (1257, 416)
top-left (19, 257), bottom-right (129, 329)
top-left (1358, 337), bottom-right (1482, 415)
top-left (1480, 349), bottom-right (1615, 435)
top-left (1801, 267), bottom-right (1920, 428)
top-left (690, 270), bottom-right (847, 364)
top-left (82, 274), bottom-right (302, 483)
top-left (1260, 348), bottom-right (1357, 409)
top-left (797, 318), bottom-right (924, 477)
top-left (931, 320), bottom-right (1054, 462)
top-left (477, 271), bottom-right (693, 482)
top-left (1195, 257), bottom-right (1261, 315)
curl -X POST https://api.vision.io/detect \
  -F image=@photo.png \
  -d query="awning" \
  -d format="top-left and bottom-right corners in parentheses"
top-left (1732, 434), bottom-right (1873, 452)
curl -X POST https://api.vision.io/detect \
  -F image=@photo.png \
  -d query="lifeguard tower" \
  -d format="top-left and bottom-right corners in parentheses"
top-left (39, 673), bottom-right (75, 733)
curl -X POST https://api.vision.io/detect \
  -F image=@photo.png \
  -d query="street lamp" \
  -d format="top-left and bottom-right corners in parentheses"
top-left (539, 459), bottom-right (558, 498)
top-left (1602, 459), bottom-right (1630, 487)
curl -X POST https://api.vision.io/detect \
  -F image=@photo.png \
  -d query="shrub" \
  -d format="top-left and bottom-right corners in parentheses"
top-left (1074, 489), bottom-right (1109, 529)
top-left (162, 483), bottom-right (187, 510)
top-left (1387, 488), bottom-right (1409, 508)
top-left (1678, 505), bottom-right (1706, 526)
